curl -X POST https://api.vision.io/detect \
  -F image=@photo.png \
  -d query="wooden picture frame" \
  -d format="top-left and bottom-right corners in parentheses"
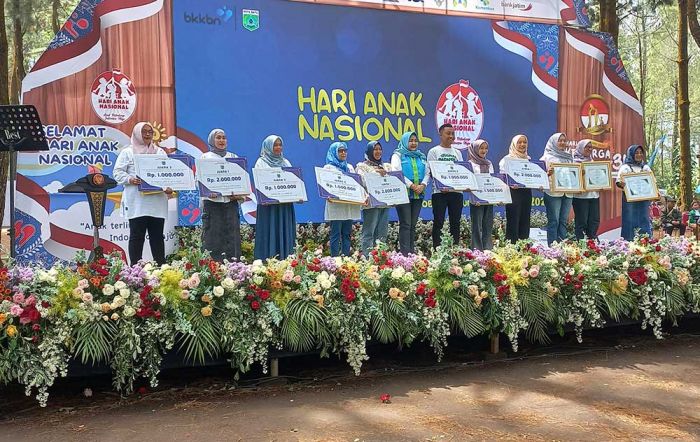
top-left (550, 163), bottom-right (584, 193)
top-left (581, 161), bottom-right (613, 191)
top-left (622, 171), bottom-right (659, 202)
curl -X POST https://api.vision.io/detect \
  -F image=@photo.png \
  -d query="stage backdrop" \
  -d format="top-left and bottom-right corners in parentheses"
top-left (17, 0), bottom-right (642, 265)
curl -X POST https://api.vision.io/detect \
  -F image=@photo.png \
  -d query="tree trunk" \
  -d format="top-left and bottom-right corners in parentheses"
top-left (689, 0), bottom-right (700, 48)
top-left (672, 81), bottom-right (679, 173)
top-left (52, 0), bottom-right (61, 34)
top-left (598, 0), bottom-right (620, 46)
top-left (678, 0), bottom-right (692, 210)
top-left (9, 0), bottom-right (25, 104)
top-left (0, 0), bottom-right (9, 257)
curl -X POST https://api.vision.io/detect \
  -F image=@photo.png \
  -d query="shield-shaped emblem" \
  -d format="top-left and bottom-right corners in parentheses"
top-left (242, 9), bottom-right (259, 31)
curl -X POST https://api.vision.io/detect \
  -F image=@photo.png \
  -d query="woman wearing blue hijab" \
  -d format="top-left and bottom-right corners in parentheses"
top-left (253, 135), bottom-right (297, 260)
top-left (200, 128), bottom-right (242, 261)
top-left (390, 131), bottom-right (428, 254)
top-left (356, 140), bottom-right (390, 255)
top-left (616, 144), bottom-right (652, 240)
top-left (324, 142), bottom-right (360, 256)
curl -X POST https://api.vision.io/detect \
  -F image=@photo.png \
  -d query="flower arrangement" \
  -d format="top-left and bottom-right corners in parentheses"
top-left (2, 234), bottom-right (700, 406)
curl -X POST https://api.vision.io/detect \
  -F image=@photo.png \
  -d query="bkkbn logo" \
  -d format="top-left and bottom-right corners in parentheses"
top-left (184, 12), bottom-right (223, 25)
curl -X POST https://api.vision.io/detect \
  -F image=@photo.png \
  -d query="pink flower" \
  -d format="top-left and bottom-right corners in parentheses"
top-left (188, 274), bottom-right (201, 289)
top-left (178, 279), bottom-right (189, 289)
top-left (520, 269), bottom-right (529, 278)
top-left (528, 266), bottom-right (540, 278)
top-left (180, 290), bottom-right (190, 300)
top-left (10, 305), bottom-right (23, 316)
top-left (25, 295), bottom-right (36, 306)
top-left (12, 293), bottom-right (25, 304)
top-left (452, 280), bottom-right (461, 288)
top-left (81, 293), bottom-right (93, 304)
top-left (282, 271), bottom-right (294, 283)
top-left (293, 275), bottom-right (302, 284)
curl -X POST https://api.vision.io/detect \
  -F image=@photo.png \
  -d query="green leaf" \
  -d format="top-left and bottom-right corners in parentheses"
top-left (281, 299), bottom-right (331, 353)
top-left (72, 320), bottom-right (116, 365)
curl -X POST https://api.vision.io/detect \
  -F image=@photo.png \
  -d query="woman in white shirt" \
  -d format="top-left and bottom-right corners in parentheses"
top-left (324, 142), bottom-right (360, 256)
top-left (498, 134), bottom-right (532, 243)
top-left (616, 144), bottom-right (652, 240)
top-left (253, 135), bottom-right (297, 260)
top-left (200, 129), bottom-right (243, 262)
top-left (356, 141), bottom-right (390, 256)
top-left (540, 132), bottom-right (573, 245)
top-left (572, 139), bottom-right (600, 240)
top-left (113, 122), bottom-right (172, 265)
top-left (467, 139), bottom-right (495, 250)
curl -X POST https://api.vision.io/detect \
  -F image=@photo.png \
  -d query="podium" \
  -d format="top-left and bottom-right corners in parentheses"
top-left (0, 105), bottom-right (49, 258)
top-left (59, 172), bottom-right (118, 261)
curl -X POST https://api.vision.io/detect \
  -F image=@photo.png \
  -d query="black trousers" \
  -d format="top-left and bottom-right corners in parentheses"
top-left (572, 197), bottom-right (600, 240)
top-left (202, 200), bottom-right (242, 262)
top-left (128, 216), bottom-right (165, 265)
top-left (664, 224), bottom-right (686, 236)
top-left (505, 188), bottom-right (532, 243)
top-left (396, 198), bottom-right (423, 255)
top-left (432, 191), bottom-right (463, 248)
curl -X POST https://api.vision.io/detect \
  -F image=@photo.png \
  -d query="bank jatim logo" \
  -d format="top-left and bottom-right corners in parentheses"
top-left (435, 80), bottom-right (484, 150)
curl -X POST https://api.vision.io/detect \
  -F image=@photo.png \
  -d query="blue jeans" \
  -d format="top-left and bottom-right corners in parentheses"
top-left (361, 208), bottom-right (389, 255)
top-left (621, 196), bottom-right (651, 240)
top-left (544, 194), bottom-right (572, 245)
top-left (330, 220), bottom-right (353, 256)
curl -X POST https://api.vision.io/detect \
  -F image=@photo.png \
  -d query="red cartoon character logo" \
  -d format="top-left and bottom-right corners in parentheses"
top-left (435, 80), bottom-right (484, 150)
top-left (90, 69), bottom-right (137, 124)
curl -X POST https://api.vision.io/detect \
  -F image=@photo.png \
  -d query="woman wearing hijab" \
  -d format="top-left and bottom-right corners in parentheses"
top-left (200, 129), bottom-right (242, 262)
top-left (572, 139), bottom-right (600, 240)
top-left (390, 131), bottom-right (429, 254)
top-left (356, 141), bottom-right (391, 256)
top-left (467, 139), bottom-right (495, 250)
top-left (114, 122), bottom-right (172, 265)
top-left (540, 132), bottom-right (573, 245)
top-left (617, 144), bottom-right (652, 240)
top-left (253, 135), bottom-right (297, 260)
top-left (324, 142), bottom-right (360, 256)
top-left (498, 134), bottom-right (532, 244)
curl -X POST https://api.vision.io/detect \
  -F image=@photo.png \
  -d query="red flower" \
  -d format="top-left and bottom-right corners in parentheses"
top-left (424, 296), bottom-right (436, 308)
top-left (380, 393), bottom-right (391, 404)
top-left (246, 294), bottom-right (255, 301)
top-left (291, 260), bottom-right (298, 268)
top-left (199, 259), bottom-right (207, 266)
top-left (493, 273), bottom-right (507, 283)
top-left (251, 300), bottom-right (261, 311)
top-left (259, 290), bottom-right (270, 301)
top-left (137, 386), bottom-right (148, 395)
top-left (185, 263), bottom-right (193, 270)
top-left (655, 245), bottom-right (662, 252)
top-left (352, 280), bottom-right (360, 289)
top-left (416, 283), bottom-right (426, 296)
top-left (32, 324), bottom-right (41, 331)
top-left (428, 288), bottom-right (436, 298)
top-left (628, 268), bottom-right (648, 285)
top-left (345, 292), bottom-right (356, 303)
top-left (154, 311), bottom-right (162, 320)
top-left (573, 282), bottom-right (583, 290)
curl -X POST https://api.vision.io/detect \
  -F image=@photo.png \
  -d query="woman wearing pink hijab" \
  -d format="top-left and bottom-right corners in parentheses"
top-left (114, 122), bottom-right (172, 265)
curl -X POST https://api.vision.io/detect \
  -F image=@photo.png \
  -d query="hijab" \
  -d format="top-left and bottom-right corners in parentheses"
top-left (260, 135), bottom-right (286, 167)
top-left (624, 144), bottom-right (646, 167)
top-left (574, 139), bottom-right (593, 163)
top-left (130, 122), bottom-right (157, 155)
top-left (326, 142), bottom-right (349, 172)
top-left (507, 134), bottom-right (530, 160)
top-left (467, 139), bottom-right (491, 173)
top-left (540, 132), bottom-right (572, 162)
top-left (394, 131), bottom-right (426, 160)
top-left (364, 141), bottom-right (382, 167)
top-left (207, 128), bottom-right (228, 157)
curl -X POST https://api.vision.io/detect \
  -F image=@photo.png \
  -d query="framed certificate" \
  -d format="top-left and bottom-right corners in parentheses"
top-left (503, 158), bottom-right (550, 190)
top-left (469, 173), bottom-right (512, 205)
top-left (135, 154), bottom-right (196, 191)
top-left (364, 171), bottom-right (410, 208)
top-left (622, 171), bottom-right (659, 202)
top-left (315, 167), bottom-right (368, 205)
top-left (252, 167), bottom-right (308, 205)
top-left (550, 163), bottom-right (583, 193)
top-left (429, 161), bottom-right (480, 191)
top-left (581, 161), bottom-right (612, 191)
top-left (196, 157), bottom-right (251, 197)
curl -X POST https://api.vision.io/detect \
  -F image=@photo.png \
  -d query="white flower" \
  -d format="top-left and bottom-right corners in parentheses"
top-left (222, 277), bottom-right (235, 290)
top-left (477, 268), bottom-right (487, 278)
top-left (83, 388), bottom-right (93, 398)
top-left (102, 315), bottom-right (109, 321)
top-left (253, 276), bottom-right (264, 285)
top-left (391, 267), bottom-right (406, 279)
top-left (81, 292), bottom-right (93, 303)
top-left (622, 261), bottom-right (629, 269)
top-left (213, 286), bottom-right (225, 297)
top-left (78, 279), bottom-right (89, 289)
top-left (123, 306), bottom-right (135, 318)
top-left (120, 288), bottom-right (130, 298)
top-left (334, 257), bottom-right (343, 267)
top-left (102, 284), bottom-right (115, 296)
top-left (112, 295), bottom-right (125, 308)
top-left (114, 280), bottom-right (127, 290)
top-left (143, 263), bottom-right (153, 273)
top-left (464, 264), bottom-right (473, 273)
top-left (110, 313), bottom-right (120, 321)
top-left (321, 279), bottom-right (332, 290)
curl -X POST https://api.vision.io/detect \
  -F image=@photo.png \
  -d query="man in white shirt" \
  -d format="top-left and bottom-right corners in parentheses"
top-left (426, 124), bottom-right (464, 248)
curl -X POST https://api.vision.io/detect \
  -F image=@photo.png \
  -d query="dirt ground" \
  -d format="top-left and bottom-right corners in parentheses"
top-left (1, 331), bottom-right (700, 442)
